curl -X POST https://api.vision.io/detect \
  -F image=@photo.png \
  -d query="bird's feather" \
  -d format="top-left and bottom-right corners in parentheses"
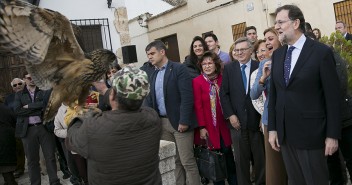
top-left (0, 0), bottom-right (116, 121)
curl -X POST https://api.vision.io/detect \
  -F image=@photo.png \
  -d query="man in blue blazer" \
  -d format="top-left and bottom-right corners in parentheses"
top-left (145, 40), bottom-right (200, 185)
top-left (268, 5), bottom-right (340, 185)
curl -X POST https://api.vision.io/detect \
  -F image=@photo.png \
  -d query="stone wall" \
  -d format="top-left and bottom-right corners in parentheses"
top-left (159, 140), bottom-right (176, 185)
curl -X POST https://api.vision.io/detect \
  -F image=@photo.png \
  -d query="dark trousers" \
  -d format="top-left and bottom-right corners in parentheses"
top-left (59, 141), bottom-right (81, 183)
top-left (2, 172), bottom-right (18, 185)
top-left (328, 125), bottom-right (352, 184)
top-left (230, 129), bottom-right (265, 185)
top-left (21, 125), bottom-right (59, 185)
top-left (55, 137), bottom-right (70, 177)
top-left (15, 138), bottom-right (25, 172)
top-left (72, 154), bottom-right (88, 184)
top-left (213, 137), bottom-right (238, 185)
top-left (281, 142), bottom-right (328, 185)
top-left (327, 150), bottom-right (347, 185)
top-left (339, 125), bottom-right (352, 182)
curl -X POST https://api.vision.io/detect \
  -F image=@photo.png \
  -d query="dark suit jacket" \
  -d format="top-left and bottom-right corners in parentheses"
top-left (268, 38), bottom-right (341, 149)
top-left (220, 60), bottom-right (261, 131)
top-left (146, 61), bottom-right (197, 131)
top-left (14, 86), bottom-right (45, 138)
top-left (345, 32), bottom-right (352, 41)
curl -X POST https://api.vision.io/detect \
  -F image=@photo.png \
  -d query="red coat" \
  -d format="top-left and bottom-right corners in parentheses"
top-left (193, 74), bottom-right (232, 149)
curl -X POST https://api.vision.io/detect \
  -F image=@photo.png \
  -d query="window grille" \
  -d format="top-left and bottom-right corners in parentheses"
top-left (232, 22), bottom-right (247, 41)
top-left (70, 18), bottom-right (113, 53)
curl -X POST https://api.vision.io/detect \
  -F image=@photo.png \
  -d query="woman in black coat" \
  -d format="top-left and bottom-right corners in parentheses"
top-left (0, 95), bottom-right (18, 185)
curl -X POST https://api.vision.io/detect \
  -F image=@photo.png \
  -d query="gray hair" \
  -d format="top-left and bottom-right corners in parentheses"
top-left (10, 78), bottom-right (24, 86)
top-left (234, 37), bottom-right (252, 48)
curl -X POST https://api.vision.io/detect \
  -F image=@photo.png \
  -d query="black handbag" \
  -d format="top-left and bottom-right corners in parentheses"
top-left (194, 139), bottom-right (228, 182)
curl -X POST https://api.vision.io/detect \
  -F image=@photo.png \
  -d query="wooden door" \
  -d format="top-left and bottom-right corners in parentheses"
top-left (159, 34), bottom-right (181, 62)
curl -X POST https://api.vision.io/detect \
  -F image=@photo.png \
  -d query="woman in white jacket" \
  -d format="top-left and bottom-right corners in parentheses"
top-left (54, 104), bottom-right (83, 185)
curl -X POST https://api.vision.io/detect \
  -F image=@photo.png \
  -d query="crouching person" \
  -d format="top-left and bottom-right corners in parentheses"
top-left (66, 66), bottom-right (162, 185)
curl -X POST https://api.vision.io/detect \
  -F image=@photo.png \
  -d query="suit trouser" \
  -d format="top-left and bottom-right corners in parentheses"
top-left (328, 125), bottom-right (352, 184)
top-left (230, 129), bottom-right (265, 185)
top-left (281, 142), bottom-right (328, 185)
top-left (327, 150), bottom-right (347, 185)
top-left (22, 125), bottom-right (59, 185)
top-left (15, 138), bottom-right (25, 172)
top-left (160, 118), bottom-right (200, 185)
top-left (263, 125), bottom-right (288, 185)
top-left (339, 125), bottom-right (352, 182)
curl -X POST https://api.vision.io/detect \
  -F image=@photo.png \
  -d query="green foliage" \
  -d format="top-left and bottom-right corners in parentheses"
top-left (320, 32), bottom-right (352, 91)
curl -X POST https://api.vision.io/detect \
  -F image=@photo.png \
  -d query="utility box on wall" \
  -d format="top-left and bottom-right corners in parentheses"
top-left (122, 45), bottom-right (138, 64)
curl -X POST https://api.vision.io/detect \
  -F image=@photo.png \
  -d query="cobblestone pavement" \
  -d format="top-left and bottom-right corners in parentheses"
top-left (0, 170), bottom-right (71, 185)
top-left (1, 169), bottom-right (351, 185)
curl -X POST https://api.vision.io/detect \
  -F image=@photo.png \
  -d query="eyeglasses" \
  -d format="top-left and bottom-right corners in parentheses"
top-left (256, 49), bottom-right (267, 54)
top-left (12, 83), bottom-right (23, 87)
top-left (201, 62), bottom-right (214, 67)
top-left (25, 77), bottom-right (32, 81)
top-left (234, 48), bottom-right (250, 54)
top-left (274, 19), bottom-right (292, 26)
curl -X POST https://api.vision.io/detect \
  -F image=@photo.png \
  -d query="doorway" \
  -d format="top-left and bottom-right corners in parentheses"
top-left (159, 34), bottom-right (181, 62)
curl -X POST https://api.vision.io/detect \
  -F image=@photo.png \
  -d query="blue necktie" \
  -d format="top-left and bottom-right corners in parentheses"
top-left (241, 64), bottom-right (247, 92)
top-left (284, 46), bottom-right (295, 86)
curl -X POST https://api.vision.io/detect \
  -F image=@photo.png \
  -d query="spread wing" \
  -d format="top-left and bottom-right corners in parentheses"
top-left (0, 0), bottom-right (102, 122)
top-left (0, 0), bottom-right (86, 90)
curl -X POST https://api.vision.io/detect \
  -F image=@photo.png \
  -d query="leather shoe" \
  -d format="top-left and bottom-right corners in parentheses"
top-left (14, 170), bottom-right (24, 178)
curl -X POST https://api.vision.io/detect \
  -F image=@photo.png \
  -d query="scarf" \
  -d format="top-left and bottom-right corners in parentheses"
top-left (202, 73), bottom-right (219, 127)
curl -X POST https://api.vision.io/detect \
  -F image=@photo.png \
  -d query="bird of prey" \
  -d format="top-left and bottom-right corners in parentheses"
top-left (0, 0), bottom-right (117, 121)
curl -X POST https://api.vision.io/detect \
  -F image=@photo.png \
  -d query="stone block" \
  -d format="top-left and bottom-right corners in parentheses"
top-left (159, 156), bottom-right (175, 174)
top-left (161, 170), bottom-right (176, 185)
top-left (159, 140), bottom-right (176, 160)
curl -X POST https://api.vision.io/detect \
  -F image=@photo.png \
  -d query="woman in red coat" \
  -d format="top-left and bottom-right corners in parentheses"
top-left (193, 51), bottom-right (237, 185)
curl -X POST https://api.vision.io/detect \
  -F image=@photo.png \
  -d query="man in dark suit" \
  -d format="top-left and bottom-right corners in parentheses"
top-left (145, 40), bottom-right (200, 185)
top-left (4, 78), bottom-right (26, 178)
top-left (335, 20), bottom-right (352, 41)
top-left (220, 37), bottom-right (265, 185)
top-left (14, 73), bottom-right (61, 185)
top-left (268, 5), bottom-right (341, 185)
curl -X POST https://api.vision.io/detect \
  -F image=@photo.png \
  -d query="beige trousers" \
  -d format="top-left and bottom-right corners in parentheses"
top-left (161, 118), bottom-right (200, 185)
top-left (263, 125), bottom-right (288, 185)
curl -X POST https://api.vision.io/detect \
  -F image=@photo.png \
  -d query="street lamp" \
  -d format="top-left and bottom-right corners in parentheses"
top-left (107, 0), bottom-right (112, 8)
top-left (137, 16), bottom-right (148, 28)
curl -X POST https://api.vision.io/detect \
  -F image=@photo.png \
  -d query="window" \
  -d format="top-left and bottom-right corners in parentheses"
top-left (70, 18), bottom-right (113, 53)
top-left (232, 22), bottom-right (247, 41)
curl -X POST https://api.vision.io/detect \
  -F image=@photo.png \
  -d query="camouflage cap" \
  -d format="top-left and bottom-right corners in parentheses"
top-left (112, 66), bottom-right (150, 100)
